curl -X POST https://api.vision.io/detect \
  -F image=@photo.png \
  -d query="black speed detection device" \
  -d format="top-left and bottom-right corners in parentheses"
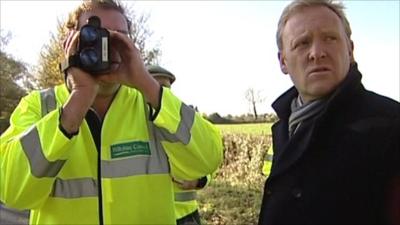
top-left (60, 16), bottom-right (111, 76)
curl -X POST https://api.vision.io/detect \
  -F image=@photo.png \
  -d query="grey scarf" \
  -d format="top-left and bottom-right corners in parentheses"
top-left (288, 96), bottom-right (326, 137)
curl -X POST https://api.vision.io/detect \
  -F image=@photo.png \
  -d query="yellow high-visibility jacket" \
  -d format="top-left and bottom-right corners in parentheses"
top-left (262, 145), bottom-right (273, 178)
top-left (173, 174), bottom-right (212, 220)
top-left (0, 84), bottom-right (223, 225)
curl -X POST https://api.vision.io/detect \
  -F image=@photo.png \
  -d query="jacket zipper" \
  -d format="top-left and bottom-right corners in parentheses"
top-left (85, 109), bottom-right (104, 225)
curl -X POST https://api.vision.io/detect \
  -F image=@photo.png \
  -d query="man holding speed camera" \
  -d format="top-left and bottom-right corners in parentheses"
top-left (0, 0), bottom-right (223, 224)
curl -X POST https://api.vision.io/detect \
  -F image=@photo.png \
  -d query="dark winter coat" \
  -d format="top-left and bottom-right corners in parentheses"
top-left (259, 64), bottom-right (400, 225)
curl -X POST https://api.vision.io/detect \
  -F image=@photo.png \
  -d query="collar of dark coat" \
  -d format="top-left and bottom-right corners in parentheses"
top-left (267, 63), bottom-right (365, 179)
top-left (271, 63), bottom-right (364, 121)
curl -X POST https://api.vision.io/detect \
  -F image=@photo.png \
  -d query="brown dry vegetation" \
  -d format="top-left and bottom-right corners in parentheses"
top-left (198, 132), bottom-right (272, 225)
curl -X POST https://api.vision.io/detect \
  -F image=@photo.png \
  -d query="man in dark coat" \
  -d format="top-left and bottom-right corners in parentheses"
top-left (258, 0), bottom-right (400, 224)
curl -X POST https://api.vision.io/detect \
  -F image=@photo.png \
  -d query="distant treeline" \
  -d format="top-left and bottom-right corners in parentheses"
top-left (205, 112), bottom-right (278, 124)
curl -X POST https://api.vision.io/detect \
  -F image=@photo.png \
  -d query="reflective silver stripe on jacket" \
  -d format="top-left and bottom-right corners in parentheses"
top-left (40, 88), bottom-right (57, 116)
top-left (20, 88), bottom-right (64, 178)
top-left (156, 103), bottom-right (195, 145)
top-left (20, 127), bottom-right (66, 178)
top-left (265, 153), bottom-right (273, 162)
top-left (34, 91), bottom-right (172, 196)
top-left (51, 178), bottom-right (97, 198)
top-left (175, 191), bottom-right (197, 202)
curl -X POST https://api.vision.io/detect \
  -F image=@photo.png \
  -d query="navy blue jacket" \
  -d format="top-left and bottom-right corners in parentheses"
top-left (259, 64), bottom-right (400, 225)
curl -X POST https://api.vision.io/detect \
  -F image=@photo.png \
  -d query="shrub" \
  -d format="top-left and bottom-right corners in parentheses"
top-left (198, 133), bottom-right (272, 225)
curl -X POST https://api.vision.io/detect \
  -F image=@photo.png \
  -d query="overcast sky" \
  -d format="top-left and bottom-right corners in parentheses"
top-left (1, 0), bottom-right (399, 116)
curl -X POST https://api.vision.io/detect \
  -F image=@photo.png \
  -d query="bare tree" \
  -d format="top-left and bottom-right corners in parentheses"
top-left (128, 11), bottom-right (162, 65)
top-left (245, 88), bottom-right (265, 120)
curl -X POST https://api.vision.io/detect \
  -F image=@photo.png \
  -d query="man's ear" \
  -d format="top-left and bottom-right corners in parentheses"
top-left (278, 51), bottom-right (289, 74)
top-left (349, 40), bottom-right (355, 62)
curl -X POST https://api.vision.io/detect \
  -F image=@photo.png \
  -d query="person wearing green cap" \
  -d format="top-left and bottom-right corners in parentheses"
top-left (148, 65), bottom-right (215, 225)
top-left (147, 65), bottom-right (176, 88)
top-left (0, 1), bottom-right (223, 224)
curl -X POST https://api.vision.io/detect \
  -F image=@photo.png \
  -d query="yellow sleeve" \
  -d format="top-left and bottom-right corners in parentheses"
top-left (0, 91), bottom-right (72, 210)
top-left (153, 87), bottom-right (223, 180)
top-left (262, 144), bottom-right (273, 177)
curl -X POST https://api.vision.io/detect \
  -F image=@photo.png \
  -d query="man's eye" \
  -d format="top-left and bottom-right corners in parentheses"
top-left (294, 40), bottom-right (309, 49)
top-left (326, 36), bottom-right (337, 41)
top-left (300, 40), bottom-right (309, 45)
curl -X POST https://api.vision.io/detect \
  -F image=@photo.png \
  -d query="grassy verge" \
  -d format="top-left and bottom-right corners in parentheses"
top-left (196, 132), bottom-right (271, 224)
top-left (198, 180), bottom-right (264, 225)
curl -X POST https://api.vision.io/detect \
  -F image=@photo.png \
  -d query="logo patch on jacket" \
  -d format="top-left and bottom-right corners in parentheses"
top-left (110, 141), bottom-right (151, 158)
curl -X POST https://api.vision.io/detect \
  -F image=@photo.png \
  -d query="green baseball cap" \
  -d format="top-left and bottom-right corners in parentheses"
top-left (147, 65), bottom-right (176, 84)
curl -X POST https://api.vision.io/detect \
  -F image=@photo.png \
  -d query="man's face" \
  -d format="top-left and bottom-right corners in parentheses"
top-left (78, 8), bottom-right (128, 94)
top-left (279, 5), bottom-right (353, 102)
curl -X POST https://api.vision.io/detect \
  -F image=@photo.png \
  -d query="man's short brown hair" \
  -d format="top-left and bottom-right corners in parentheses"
top-left (276, 0), bottom-right (352, 51)
top-left (65, 0), bottom-right (132, 32)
